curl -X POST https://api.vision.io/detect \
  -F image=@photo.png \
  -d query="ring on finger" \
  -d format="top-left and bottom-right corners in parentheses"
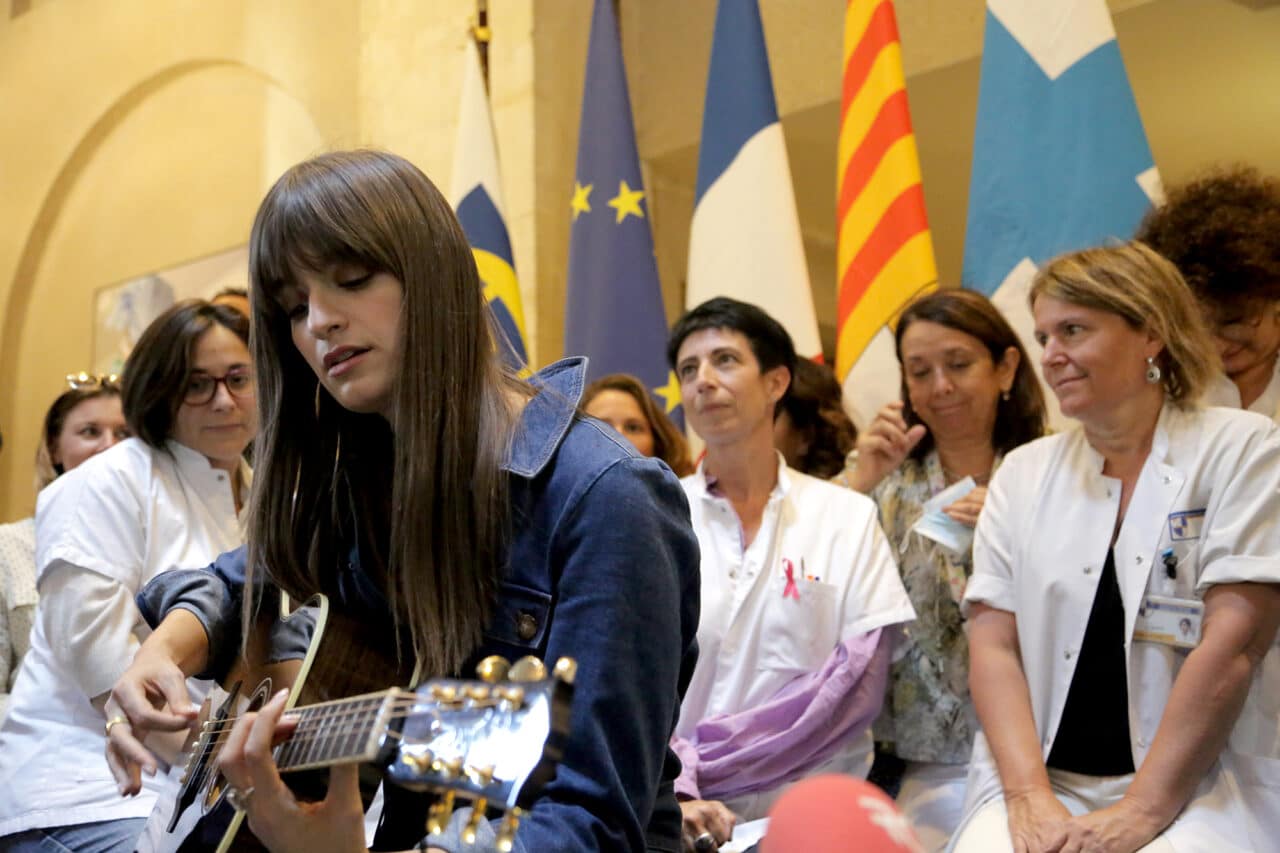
top-left (225, 785), bottom-right (256, 812)
top-left (694, 831), bottom-right (718, 852)
top-left (104, 715), bottom-right (129, 736)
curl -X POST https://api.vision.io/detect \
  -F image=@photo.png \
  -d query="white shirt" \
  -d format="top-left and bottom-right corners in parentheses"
top-left (1203, 361), bottom-right (1280, 421)
top-left (963, 405), bottom-right (1280, 845)
top-left (0, 438), bottom-right (248, 836)
top-left (676, 456), bottom-right (914, 799)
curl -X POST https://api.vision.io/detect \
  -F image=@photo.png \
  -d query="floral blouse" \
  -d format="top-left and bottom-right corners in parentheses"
top-left (0, 518), bottom-right (37, 720)
top-left (837, 451), bottom-right (993, 764)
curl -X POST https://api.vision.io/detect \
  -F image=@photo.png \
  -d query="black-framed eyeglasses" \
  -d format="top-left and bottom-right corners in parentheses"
top-left (184, 370), bottom-right (255, 405)
top-left (66, 372), bottom-right (120, 392)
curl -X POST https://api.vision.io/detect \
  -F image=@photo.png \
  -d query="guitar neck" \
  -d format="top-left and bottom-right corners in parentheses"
top-left (273, 688), bottom-right (412, 772)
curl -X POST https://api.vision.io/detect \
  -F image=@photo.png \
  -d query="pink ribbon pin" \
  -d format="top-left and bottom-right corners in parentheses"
top-left (782, 558), bottom-right (801, 600)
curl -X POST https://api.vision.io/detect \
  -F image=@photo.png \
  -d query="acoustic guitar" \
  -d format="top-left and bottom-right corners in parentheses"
top-left (137, 594), bottom-right (574, 853)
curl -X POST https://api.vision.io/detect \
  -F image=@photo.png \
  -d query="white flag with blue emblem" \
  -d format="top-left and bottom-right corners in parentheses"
top-left (963, 1), bottom-right (1163, 424)
top-left (450, 39), bottom-right (530, 373)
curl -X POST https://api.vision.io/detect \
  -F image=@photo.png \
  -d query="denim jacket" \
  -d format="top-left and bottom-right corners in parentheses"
top-left (139, 358), bottom-right (700, 852)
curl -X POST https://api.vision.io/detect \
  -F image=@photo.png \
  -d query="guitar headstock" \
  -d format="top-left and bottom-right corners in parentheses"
top-left (386, 656), bottom-right (575, 849)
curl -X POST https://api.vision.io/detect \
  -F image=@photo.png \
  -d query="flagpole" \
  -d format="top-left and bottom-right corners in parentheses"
top-left (471, 0), bottom-right (490, 90)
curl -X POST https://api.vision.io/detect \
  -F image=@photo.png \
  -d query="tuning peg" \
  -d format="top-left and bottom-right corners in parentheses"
top-left (496, 685), bottom-right (525, 709)
top-left (467, 764), bottom-right (495, 786)
top-left (426, 790), bottom-right (455, 836)
top-left (553, 657), bottom-right (578, 685)
top-left (403, 749), bottom-right (434, 774)
top-left (475, 655), bottom-right (511, 683)
top-left (508, 656), bottom-right (547, 682)
top-left (495, 809), bottom-right (522, 852)
top-left (460, 798), bottom-right (488, 844)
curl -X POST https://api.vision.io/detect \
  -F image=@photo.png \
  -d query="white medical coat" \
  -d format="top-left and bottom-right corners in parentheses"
top-left (962, 404), bottom-right (1280, 848)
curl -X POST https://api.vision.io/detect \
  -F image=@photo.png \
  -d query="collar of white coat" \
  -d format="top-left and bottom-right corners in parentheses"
top-left (163, 438), bottom-right (253, 493)
top-left (1078, 401), bottom-right (1186, 479)
top-left (691, 450), bottom-right (792, 503)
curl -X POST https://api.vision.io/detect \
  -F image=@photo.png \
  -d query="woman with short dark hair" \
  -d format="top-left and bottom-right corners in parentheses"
top-left (0, 300), bottom-right (256, 852)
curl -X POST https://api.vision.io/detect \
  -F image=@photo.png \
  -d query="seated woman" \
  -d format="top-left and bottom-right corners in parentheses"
top-left (774, 358), bottom-right (858, 480)
top-left (0, 374), bottom-right (131, 721)
top-left (1136, 165), bottom-right (1280, 419)
top-left (954, 242), bottom-right (1280, 852)
top-left (583, 372), bottom-right (695, 476)
top-left (0, 301), bottom-right (256, 852)
top-left (836, 289), bottom-right (1046, 851)
top-left (105, 150), bottom-right (700, 853)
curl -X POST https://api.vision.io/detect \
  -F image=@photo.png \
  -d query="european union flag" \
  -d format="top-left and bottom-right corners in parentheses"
top-left (564, 0), bottom-right (682, 424)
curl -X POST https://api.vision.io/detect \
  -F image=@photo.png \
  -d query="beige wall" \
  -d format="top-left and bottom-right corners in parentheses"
top-left (3, 0), bottom-right (1279, 518)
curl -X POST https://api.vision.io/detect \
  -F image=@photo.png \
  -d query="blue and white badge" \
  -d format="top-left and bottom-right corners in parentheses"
top-left (1167, 509), bottom-right (1206, 542)
top-left (1135, 594), bottom-right (1203, 649)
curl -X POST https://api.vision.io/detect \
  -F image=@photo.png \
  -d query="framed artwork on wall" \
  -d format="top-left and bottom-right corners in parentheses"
top-left (92, 245), bottom-right (249, 376)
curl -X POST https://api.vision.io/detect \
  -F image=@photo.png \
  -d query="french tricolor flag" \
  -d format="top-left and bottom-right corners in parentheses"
top-left (686, 0), bottom-right (822, 360)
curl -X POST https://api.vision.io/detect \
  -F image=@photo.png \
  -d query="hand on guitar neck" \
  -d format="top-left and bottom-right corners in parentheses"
top-left (216, 688), bottom-right (369, 853)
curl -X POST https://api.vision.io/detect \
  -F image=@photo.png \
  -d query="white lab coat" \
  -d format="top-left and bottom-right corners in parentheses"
top-left (1202, 362), bottom-right (1280, 422)
top-left (0, 439), bottom-right (247, 837)
top-left (678, 455), bottom-right (914, 817)
top-left (959, 404), bottom-right (1280, 849)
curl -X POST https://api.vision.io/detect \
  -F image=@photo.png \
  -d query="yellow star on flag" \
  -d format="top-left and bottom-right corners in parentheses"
top-left (653, 370), bottom-right (682, 414)
top-left (607, 180), bottom-right (646, 224)
top-left (571, 182), bottom-right (593, 221)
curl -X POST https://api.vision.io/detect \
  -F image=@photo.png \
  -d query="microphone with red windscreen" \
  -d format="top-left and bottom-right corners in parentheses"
top-left (759, 774), bottom-right (924, 853)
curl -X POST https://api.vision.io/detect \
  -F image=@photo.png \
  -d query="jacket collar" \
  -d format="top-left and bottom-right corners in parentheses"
top-left (505, 357), bottom-right (587, 479)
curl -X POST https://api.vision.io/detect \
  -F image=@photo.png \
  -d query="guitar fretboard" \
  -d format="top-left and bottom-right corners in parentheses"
top-left (274, 689), bottom-right (408, 772)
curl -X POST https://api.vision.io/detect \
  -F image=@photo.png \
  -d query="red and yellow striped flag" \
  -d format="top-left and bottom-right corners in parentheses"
top-left (836, 0), bottom-right (938, 382)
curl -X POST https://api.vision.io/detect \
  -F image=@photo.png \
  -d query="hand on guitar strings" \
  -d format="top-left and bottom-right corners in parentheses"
top-left (217, 687), bottom-right (369, 853)
top-left (106, 641), bottom-right (203, 795)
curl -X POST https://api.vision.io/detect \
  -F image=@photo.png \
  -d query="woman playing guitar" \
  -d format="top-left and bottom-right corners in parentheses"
top-left (105, 150), bottom-right (700, 853)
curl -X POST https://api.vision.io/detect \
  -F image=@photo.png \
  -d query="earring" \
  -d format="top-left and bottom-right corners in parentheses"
top-left (1145, 356), bottom-right (1162, 384)
top-left (1001, 388), bottom-right (1011, 402)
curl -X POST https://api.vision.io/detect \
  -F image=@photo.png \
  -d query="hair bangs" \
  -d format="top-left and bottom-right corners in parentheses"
top-left (250, 167), bottom-right (392, 313)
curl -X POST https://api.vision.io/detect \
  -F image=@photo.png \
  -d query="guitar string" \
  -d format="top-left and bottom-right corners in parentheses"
top-left (187, 700), bottom-right (524, 760)
top-left (197, 695), bottom-right (443, 734)
top-left (197, 691), bottom-right (528, 733)
top-left (178, 702), bottom-right (520, 791)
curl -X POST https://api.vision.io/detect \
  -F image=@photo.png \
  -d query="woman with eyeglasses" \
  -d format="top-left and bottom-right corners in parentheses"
top-left (0, 375), bottom-right (130, 723)
top-left (1136, 166), bottom-right (1280, 420)
top-left (0, 300), bottom-right (256, 853)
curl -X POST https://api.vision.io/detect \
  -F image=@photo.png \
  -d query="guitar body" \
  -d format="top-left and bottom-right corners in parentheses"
top-left (138, 595), bottom-right (416, 853)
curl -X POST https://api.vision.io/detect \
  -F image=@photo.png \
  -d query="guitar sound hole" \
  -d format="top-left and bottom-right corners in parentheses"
top-left (204, 679), bottom-right (274, 811)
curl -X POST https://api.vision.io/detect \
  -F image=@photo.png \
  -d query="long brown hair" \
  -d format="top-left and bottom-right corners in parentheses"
top-left (246, 150), bottom-right (526, 677)
top-left (894, 289), bottom-right (1047, 459)
top-left (583, 373), bottom-right (694, 477)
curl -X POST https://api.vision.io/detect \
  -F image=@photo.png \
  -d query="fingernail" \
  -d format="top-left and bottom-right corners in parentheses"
top-left (274, 688), bottom-right (290, 702)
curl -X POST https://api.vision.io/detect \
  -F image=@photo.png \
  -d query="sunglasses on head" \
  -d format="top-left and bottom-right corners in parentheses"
top-left (66, 372), bottom-right (120, 392)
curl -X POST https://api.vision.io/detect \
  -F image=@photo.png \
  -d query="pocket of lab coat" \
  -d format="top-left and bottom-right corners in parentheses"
top-left (758, 578), bottom-right (838, 674)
